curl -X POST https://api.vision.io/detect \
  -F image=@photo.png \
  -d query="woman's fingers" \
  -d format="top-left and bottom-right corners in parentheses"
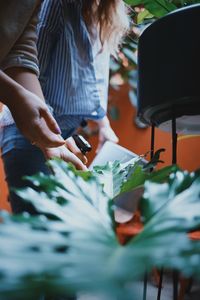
top-left (41, 144), bottom-right (88, 171)
top-left (65, 137), bottom-right (88, 164)
top-left (65, 151), bottom-right (88, 171)
top-left (29, 118), bottom-right (65, 148)
top-left (40, 108), bottom-right (61, 134)
top-left (96, 126), bottom-right (119, 153)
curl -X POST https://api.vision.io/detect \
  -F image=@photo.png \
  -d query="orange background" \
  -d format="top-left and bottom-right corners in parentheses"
top-left (1, 85), bottom-right (200, 211)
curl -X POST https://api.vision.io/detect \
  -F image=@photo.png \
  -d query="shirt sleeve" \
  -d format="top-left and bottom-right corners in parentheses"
top-left (0, 2), bottom-right (41, 76)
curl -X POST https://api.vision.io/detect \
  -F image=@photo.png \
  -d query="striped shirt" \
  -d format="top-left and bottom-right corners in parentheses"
top-left (0, 0), bottom-right (110, 131)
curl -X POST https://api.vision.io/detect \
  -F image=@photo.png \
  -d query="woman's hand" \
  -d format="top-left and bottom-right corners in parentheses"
top-left (41, 137), bottom-right (88, 171)
top-left (8, 87), bottom-right (65, 148)
top-left (96, 116), bottom-right (119, 153)
top-left (0, 69), bottom-right (65, 148)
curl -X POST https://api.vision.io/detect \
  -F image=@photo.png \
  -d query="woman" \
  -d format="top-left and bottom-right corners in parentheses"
top-left (37, 0), bottom-right (129, 157)
top-left (0, 0), bottom-right (129, 214)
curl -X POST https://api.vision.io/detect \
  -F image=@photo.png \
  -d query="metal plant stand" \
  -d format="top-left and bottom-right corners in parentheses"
top-left (151, 117), bottom-right (178, 300)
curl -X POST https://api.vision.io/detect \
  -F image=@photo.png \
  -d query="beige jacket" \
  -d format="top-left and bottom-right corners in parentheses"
top-left (0, 0), bottom-right (40, 75)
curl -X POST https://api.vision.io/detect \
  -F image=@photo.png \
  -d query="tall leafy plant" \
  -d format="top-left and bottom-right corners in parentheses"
top-left (125, 1), bottom-right (200, 19)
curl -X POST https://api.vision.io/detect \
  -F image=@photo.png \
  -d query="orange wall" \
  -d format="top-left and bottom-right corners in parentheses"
top-left (1, 85), bottom-right (200, 211)
top-left (0, 156), bottom-right (10, 211)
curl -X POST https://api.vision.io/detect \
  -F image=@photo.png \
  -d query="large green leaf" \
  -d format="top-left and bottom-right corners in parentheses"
top-left (144, 0), bottom-right (177, 17)
top-left (120, 164), bottom-right (178, 194)
top-left (0, 212), bottom-right (72, 300)
top-left (99, 170), bottom-right (200, 283)
top-left (122, 173), bottom-right (200, 278)
top-left (137, 8), bottom-right (154, 23)
top-left (125, 0), bottom-right (177, 18)
top-left (92, 151), bottom-right (173, 199)
top-left (92, 159), bottom-right (139, 198)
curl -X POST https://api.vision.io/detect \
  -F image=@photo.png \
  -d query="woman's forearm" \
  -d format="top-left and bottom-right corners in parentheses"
top-left (0, 67), bottom-right (46, 108)
top-left (6, 67), bottom-right (45, 100)
top-left (0, 69), bottom-right (25, 107)
top-left (0, 68), bottom-right (65, 148)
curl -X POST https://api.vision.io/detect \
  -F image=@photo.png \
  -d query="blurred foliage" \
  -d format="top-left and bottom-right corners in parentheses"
top-left (0, 158), bottom-right (200, 299)
top-left (125, 1), bottom-right (200, 19)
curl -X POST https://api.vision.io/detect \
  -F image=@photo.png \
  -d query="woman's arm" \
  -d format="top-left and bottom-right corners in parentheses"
top-left (0, 1), bottom-right (65, 148)
top-left (0, 69), bottom-right (65, 148)
top-left (95, 116), bottom-right (119, 153)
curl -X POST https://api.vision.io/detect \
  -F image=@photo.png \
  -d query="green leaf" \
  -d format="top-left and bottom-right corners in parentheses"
top-left (128, 89), bottom-right (138, 107)
top-left (122, 47), bottom-right (138, 64)
top-left (120, 162), bottom-right (178, 194)
top-left (108, 105), bottom-right (120, 120)
top-left (120, 164), bottom-right (146, 193)
top-left (144, 0), bottom-right (177, 17)
top-left (93, 157), bottom-right (146, 199)
top-left (110, 59), bottom-right (121, 72)
top-left (93, 160), bottom-right (131, 199)
top-left (125, 0), bottom-right (177, 18)
top-left (124, 0), bottom-right (144, 5)
top-left (128, 70), bottom-right (138, 88)
top-left (139, 171), bottom-right (200, 232)
top-left (137, 8), bottom-right (154, 23)
top-left (143, 148), bottom-right (165, 171)
top-left (93, 162), bottom-right (121, 199)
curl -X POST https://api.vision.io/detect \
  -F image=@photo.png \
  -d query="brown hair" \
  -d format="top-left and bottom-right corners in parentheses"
top-left (82, 0), bottom-right (130, 55)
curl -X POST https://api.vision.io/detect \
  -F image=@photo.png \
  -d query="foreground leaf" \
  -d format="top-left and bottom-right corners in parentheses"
top-left (0, 160), bottom-right (200, 299)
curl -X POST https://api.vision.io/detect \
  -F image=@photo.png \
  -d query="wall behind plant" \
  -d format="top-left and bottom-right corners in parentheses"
top-left (0, 157), bottom-right (10, 211)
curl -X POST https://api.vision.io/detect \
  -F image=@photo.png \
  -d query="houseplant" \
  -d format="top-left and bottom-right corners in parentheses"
top-left (0, 158), bottom-right (200, 299)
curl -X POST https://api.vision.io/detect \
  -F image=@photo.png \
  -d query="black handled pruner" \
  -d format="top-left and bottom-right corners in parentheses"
top-left (72, 134), bottom-right (92, 155)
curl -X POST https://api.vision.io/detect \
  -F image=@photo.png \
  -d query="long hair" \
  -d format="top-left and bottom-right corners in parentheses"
top-left (82, 0), bottom-right (130, 55)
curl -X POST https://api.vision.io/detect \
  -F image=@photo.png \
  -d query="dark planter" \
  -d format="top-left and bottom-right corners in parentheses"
top-left (137, 4), bottom-right (200, 134)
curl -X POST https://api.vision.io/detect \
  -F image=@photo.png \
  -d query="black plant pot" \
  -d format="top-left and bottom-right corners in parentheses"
top-left (137, 4), bottom-right (200, 134)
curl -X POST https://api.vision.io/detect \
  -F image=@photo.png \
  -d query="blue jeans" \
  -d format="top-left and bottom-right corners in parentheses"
top-left (1, 124), bottom-right (76, 214)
